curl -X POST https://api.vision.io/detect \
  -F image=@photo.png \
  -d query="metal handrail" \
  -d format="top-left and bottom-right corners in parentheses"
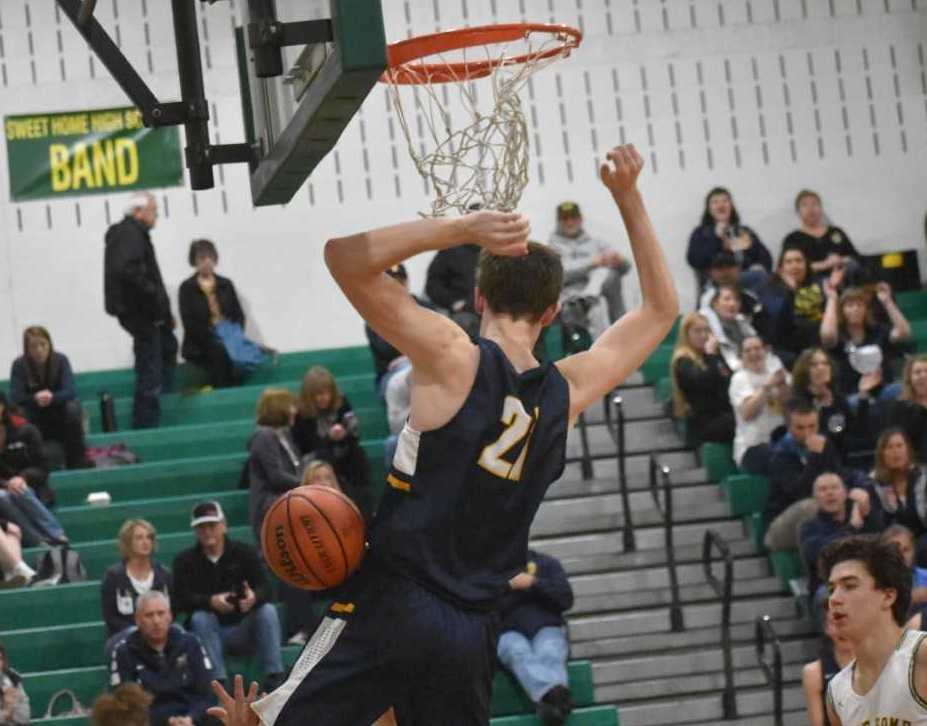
top-left (576, 411), bottom-right (594, 480)
top-left (703, 529), bottom-right (737, 719)
top-left (650, 455), bottom-right (683, 631)
top-left (755, 615), bottom-right (783, 726)
top-left (614, 395), bottom-right (635, 552)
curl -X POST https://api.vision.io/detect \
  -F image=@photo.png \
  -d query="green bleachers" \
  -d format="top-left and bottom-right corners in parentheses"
top-left (719, 473), bottom-right (769, 517)
top-left (698, 442), bottom-right (735, 484)
top-left (897, 290), bottom-right (927, 321)
top-left (639, 345), bottom-right (673, 385)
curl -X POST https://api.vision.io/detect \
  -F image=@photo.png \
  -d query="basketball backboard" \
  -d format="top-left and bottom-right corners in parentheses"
top-left (236, 0), bottom-right (387, 206)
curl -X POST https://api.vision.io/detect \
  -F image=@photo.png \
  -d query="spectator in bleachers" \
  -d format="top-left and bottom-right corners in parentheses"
top-left (820, 283), bottom-right (910, 404)
top-left (364, 264), bottom-right (417, 397)
top-left (700, 285), bottom-right (757, 372)
top-left (0, 392), bottom-right (66, 548)
top-left (301, 460), bottom-right (342, 492)
top-left (883, 354), bottom-right (927, 458)
top-left (801, 607), bottom-right (854, 726)
top-left (686, 187), bottom-right (772, 294)
top-left (90, 682), bottom-right (152, 726)
top-left (383, 363), bottom-right (412, 470)
top-left (799, 472), bottom-right (881, 599)
top-left (0, 640), bottom-right (30, 725)
top-left (9, 326), bottom-right (87, 469)
top-left (881, 524), bottom-right (927, 619)
top-left (101, 519), bottom-right (173, 661)
top-left (293, 366), bottom-right (371, 517)
top-left (729, 335), bottom-right (790, 475)
top-left (111, 590), bottom-right (217, 726)
top-left (179, 239), bottom-right (270, 389)
top-left (0, 520), bottom-right (37, 588)
top-left (783, 190), bottom-right (861, 281)
top-left (497, 550), bottom-right (574, 726)
top-left (173, 501), bottom-right (284, 694)
top-left (791, 348), bottom-right (874, 460)
top-left (697, 252), bottom-right (765, 327)
top-left (870, 428), bottom-right (927, 541)
top-left (759, 245), bottom-right (827, 368)
top-left (103, 192), bottom-right (177, 429)
top-left (548, 200), bottom-right (631, 338)
top-left (247, 389), bottom-right (302, 541)
top-left (764, 398), bottom-right (843, 552)
top-left (670, 313), bottom-right (735, 444)
top-left (425, 237), bottom-right (480, 337)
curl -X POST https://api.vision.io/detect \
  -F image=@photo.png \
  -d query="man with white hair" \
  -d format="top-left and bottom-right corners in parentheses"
top-left (104, 192), bottom-right (177, 428)
top-left (111, 590), bottom-right (217, 726)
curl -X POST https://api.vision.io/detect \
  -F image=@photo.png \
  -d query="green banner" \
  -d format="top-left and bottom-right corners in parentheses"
top-left (5, 106), bottom-right (183, 202)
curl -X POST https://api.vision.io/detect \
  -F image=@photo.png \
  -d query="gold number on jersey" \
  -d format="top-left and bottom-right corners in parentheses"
top-left (478, 396), bottom-right (537, 482)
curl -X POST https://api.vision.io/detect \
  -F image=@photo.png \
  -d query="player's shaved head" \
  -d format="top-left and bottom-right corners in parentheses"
top-left (476, 242), bottom-right (563, 322)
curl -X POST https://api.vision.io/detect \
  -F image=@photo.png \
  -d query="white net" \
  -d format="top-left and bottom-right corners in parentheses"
top-left (384, 28), bottom-right (577, 217)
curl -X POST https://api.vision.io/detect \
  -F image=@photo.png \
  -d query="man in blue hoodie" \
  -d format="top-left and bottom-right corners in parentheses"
top-left (497, 550), bottom-right (575, 726)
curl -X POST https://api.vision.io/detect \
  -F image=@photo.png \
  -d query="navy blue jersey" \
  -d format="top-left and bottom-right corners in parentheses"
top-left (369, 337), bottom-right (570, 609)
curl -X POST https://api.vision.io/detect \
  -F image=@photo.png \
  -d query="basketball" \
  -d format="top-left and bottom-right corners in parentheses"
top-left (261, 486), bottom-right (366, 591)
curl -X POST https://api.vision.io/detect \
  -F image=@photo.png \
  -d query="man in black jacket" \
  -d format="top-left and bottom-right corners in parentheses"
top-left (497, 550), bottom-right (575, 726)
top-left (111, 590), bottom-right (217, 726)
top-left (104, 192), bottom-right (177, 428)
top-left (425, 242), bottom-right (481, 337)
top-left (172, 502), bottom-right (283, 692)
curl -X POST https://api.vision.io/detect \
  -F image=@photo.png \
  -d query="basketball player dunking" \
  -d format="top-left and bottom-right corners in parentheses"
top-left (209, 144), bottom-right (677, 725)
top-left (823, 535), bottom-right (927, 725)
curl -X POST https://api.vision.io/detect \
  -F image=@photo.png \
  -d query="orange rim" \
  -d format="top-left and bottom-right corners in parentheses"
top-left (381, 23), bottom-right (582, 85)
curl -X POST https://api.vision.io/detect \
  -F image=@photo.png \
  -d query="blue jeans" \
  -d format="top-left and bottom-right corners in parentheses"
top-left (0, 487), bottom-right (66, 547)
top-left (190, 603), bottom-right (283, 681)
top-left (497, 626), bottom-right (569, 703)
top-left (122, 320), bottom-right (177, 429)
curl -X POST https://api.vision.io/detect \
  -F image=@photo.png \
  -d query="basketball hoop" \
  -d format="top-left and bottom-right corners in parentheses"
top-left (381, 23), bottom-right (582, 217)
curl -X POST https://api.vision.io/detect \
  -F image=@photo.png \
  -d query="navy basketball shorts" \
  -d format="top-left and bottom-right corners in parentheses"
top-left (251, 559), bottom-right (498, 725)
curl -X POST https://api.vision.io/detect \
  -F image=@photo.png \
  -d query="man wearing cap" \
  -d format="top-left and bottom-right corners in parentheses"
top-left (548, 201), bottom-right (631, 338)
top-left (103, 191), bottom-right (177, 429)
top-left (171, 502), bottom-right (284, 693)
top-left (111, 590), bottom-right (218, 726)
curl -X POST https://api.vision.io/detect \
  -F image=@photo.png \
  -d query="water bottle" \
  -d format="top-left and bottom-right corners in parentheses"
top-left (99, 392), bottom-right (117, 433)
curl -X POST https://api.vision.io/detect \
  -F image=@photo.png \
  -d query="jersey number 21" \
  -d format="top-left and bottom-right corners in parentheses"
top-left (478, 396), bottom-right (537, 482)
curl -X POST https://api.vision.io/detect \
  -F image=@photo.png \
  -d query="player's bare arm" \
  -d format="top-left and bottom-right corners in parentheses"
top-left (556, 144), bottom-right (679, 422)
top-left (325, 212), bottom-right (530, 428)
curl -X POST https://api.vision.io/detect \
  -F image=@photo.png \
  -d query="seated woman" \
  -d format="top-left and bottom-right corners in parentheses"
top-left (870, 428), bottom-right (927, 542)
top-left (759, 245), bottom-right (828, 367)
top-left (0, 392), bottom-right (65, 548)
top-left (883, 354), bottom-right (927, 458)
top-left (671, 312), bottom-right (735, 444)
top-left (179, 239), bottom-right (270, 388)
top-left (686, 187), bottom-right (772, 294)
top-left (801, 607), bottom-right (854, 726)
top-left (293, 366), bottom-right (372, 518)
top-left (728, 335), bottom-right (790, 475)
top-left (699, 285), bottom-right (756, 372)
top-left (302, 459), bottom-right (343, 493)
top-left (0, 640), bottom-right (30, 726)
top-left (9, 326), bottom-right (87, 469)
top-left (100, 518), bottom-right (172, 661)
top-left (0, 520), bottom-right (37, 588)
top-left (791, 347), bottom-right (875, 459)
top-left (247, 388), bottom-right (303, 540)
top-left (783, 189), bottom-right (861, 282)
top-left (820, 283), bottom-right (911, 404)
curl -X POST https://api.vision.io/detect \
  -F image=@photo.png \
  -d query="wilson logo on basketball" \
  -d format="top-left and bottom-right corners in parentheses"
top-left (301, 516), bottom-right (337, 574)
top-left (274, 524), bottom-right (310, 586)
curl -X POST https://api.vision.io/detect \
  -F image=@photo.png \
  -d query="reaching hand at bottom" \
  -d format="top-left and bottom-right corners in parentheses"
top-left (208, 676), bottom-right (260, 726)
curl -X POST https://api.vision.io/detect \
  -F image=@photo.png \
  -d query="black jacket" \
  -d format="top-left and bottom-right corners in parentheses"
top-left (425, 244), bottom-right (480, 311)
top-left (247, 426), bottom-right (302, 538)
top-left (799, 496), bottom-right (882, 591)
top-left (104, 216), bottom-right (171, 326)
top-left (765, 435), bottom-right (843, 520)
top-left (111, 627), bottom-right (216, 726)
top-left (100, 561), bottom-right (173, 636)
top-left (673, 355), bottom-right (733, 425)
top-left (179, 273), bottom-right (245, 362)
top-left (172, 537), bottom-right (270, 627)
top-left (0, 421), bottom-right (52, 505)
top-left (498, 551), bottom-right (574, 639)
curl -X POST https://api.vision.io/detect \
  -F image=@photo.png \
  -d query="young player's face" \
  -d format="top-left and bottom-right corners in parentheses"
top-left (828, 560), bottom-right (896, 639)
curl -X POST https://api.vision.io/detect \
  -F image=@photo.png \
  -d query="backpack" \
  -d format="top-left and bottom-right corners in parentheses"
top-left (33, 545), bottom-right (88, 585)
top-left (43, 688), bottom-right (89, 719)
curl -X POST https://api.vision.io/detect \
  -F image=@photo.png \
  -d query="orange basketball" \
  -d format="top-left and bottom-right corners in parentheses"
top-left (261, 486), bottom-right (366, 591)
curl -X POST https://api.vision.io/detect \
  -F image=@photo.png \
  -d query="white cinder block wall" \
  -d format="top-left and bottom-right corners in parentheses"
top-left (0, 0), bottom-right (924, 371)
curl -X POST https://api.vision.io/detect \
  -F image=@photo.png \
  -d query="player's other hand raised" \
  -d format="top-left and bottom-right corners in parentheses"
top-left (208, 675), bottom-right (260, 726)
top-left (464, 211), bottom-right (530, 257)
top-left (600, 144), bottom-right (644, 197)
